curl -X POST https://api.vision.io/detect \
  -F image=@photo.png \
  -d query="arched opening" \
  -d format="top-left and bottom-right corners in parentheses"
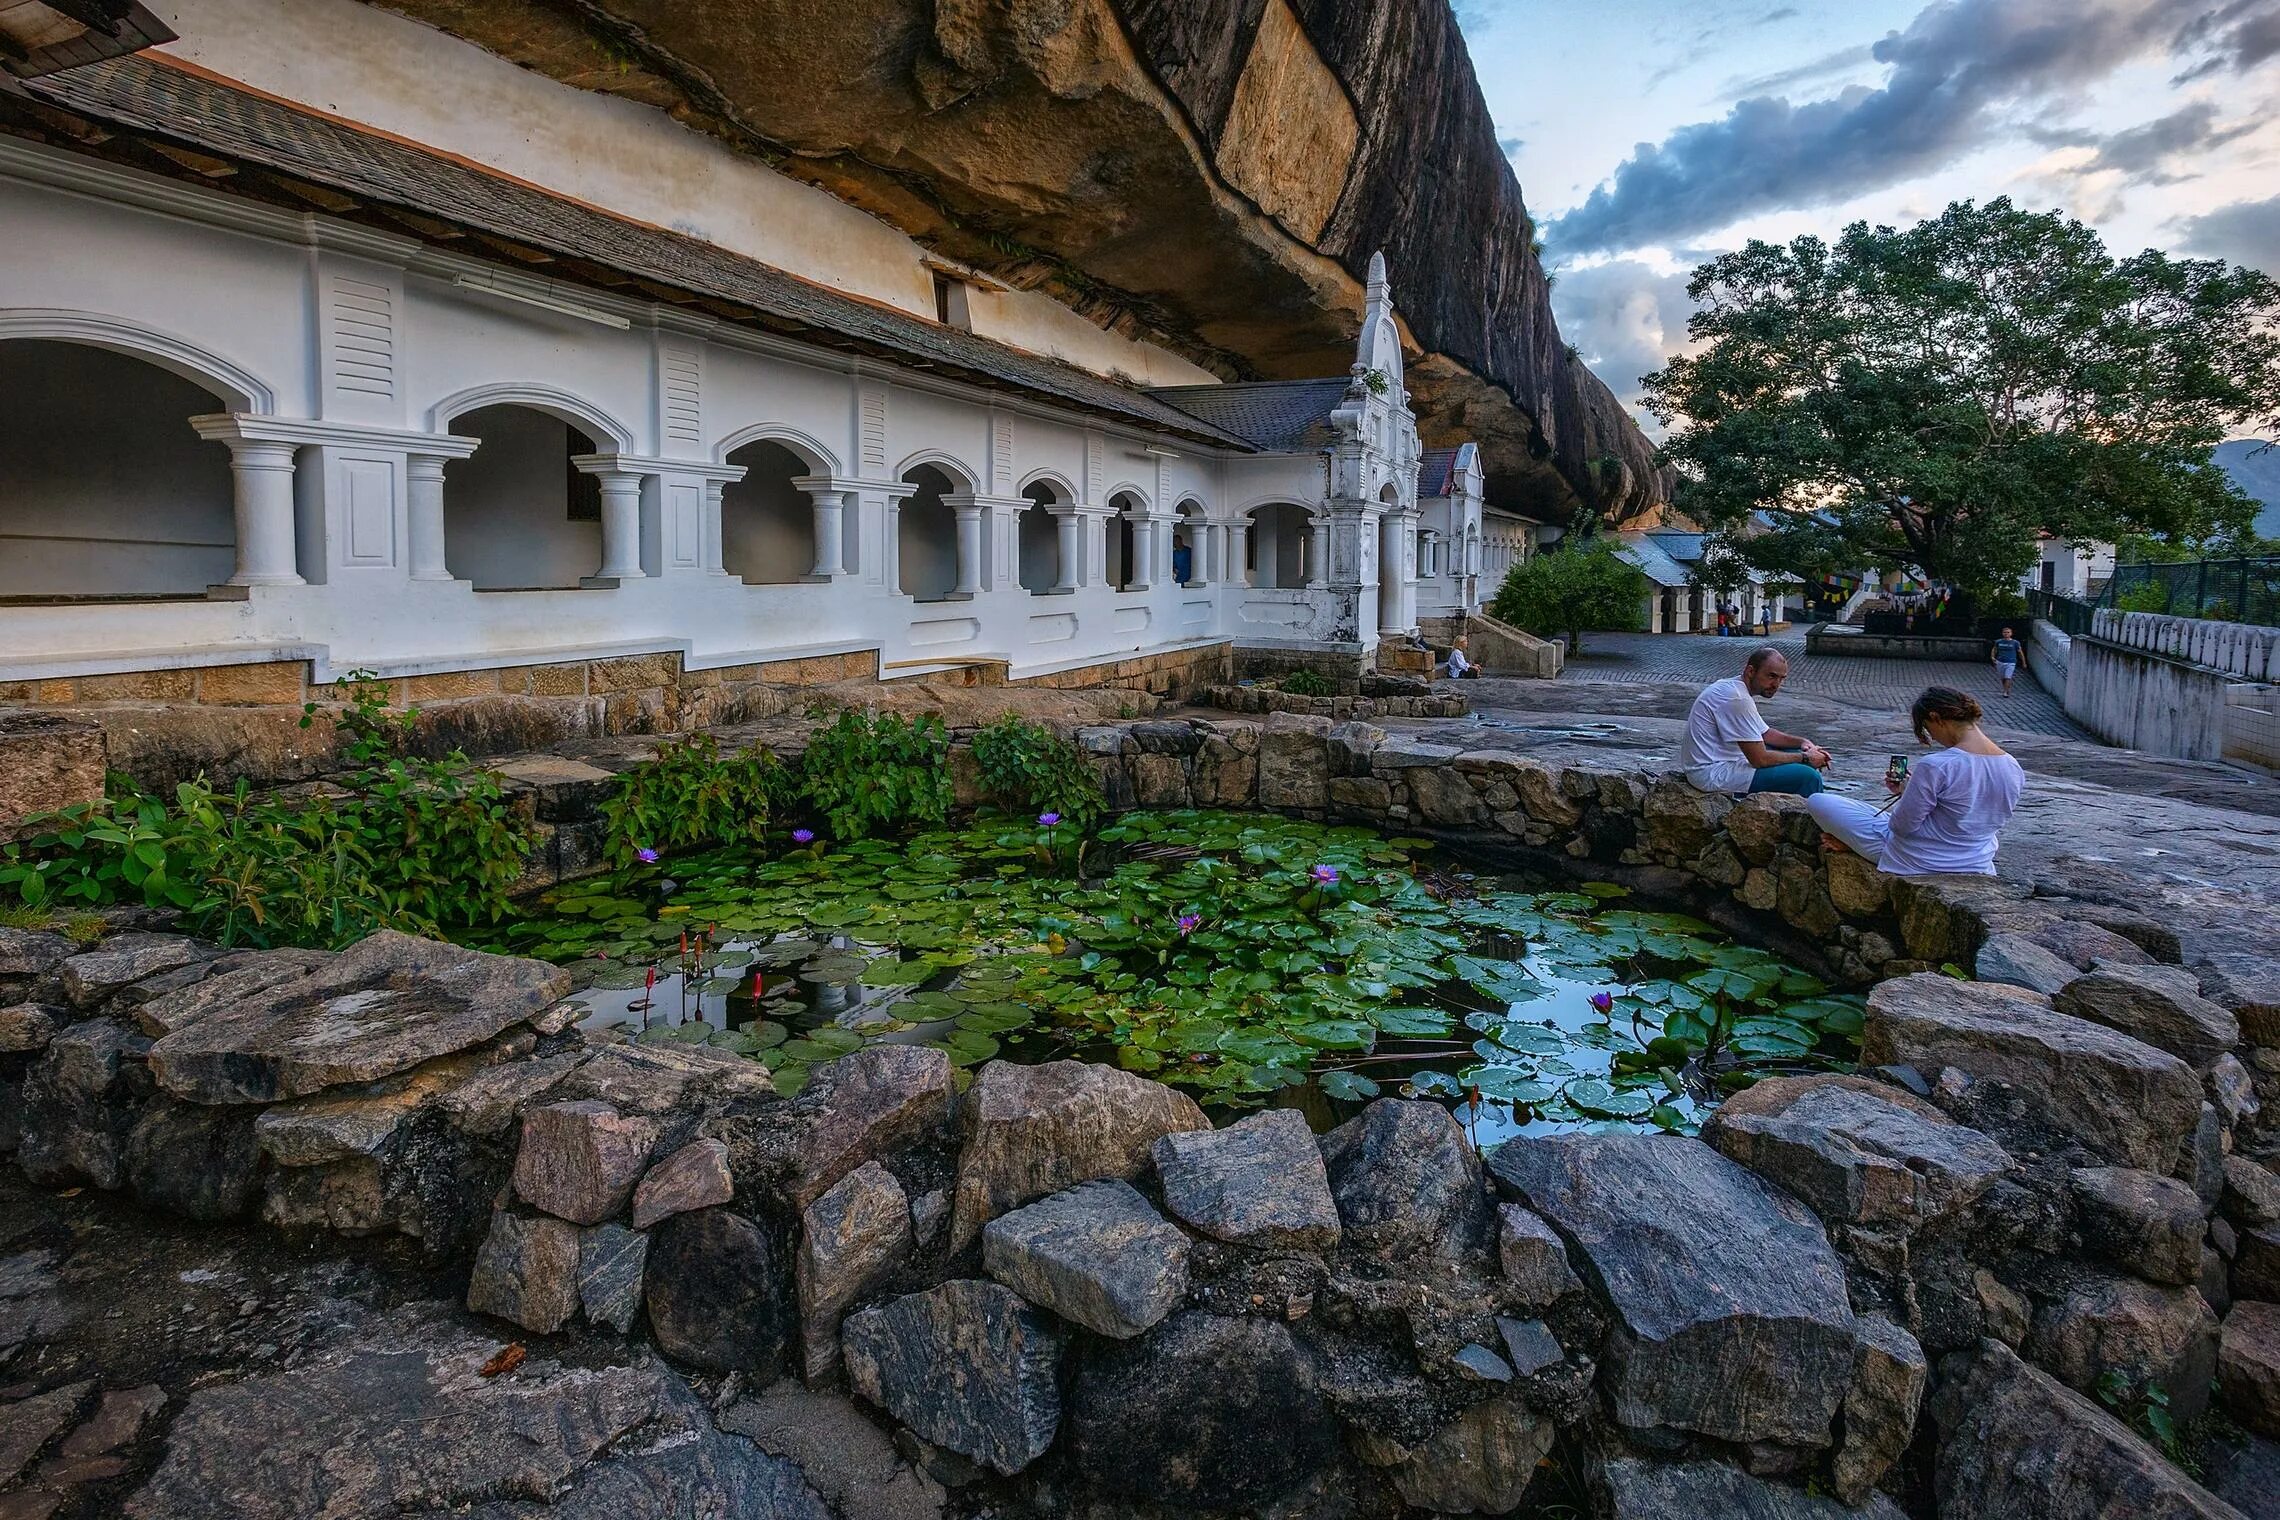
top-left (0, 339), bottom-right (235, 598)
top-left (720, 439), bottom-right (815, 585)
top-left (1247, 502), bottom-right (1314, 590)
top-left (1018, 481), bottom-right (1064, 594)
top-left (443, 403), bottom-right (602, 589)
top-left (1173, 499), bottom-right (1206, 586)
top-left (898, 464), bottom-right (962, 602)
top-left (1108, 491), bottom-right (1141, 591)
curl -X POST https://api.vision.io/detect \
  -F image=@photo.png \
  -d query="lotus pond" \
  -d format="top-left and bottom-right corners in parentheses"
top-left (470, 811), bottom-right (1864, 1144)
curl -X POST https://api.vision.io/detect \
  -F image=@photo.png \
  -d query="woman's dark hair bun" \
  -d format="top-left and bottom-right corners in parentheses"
top-left (1911, 685), bottom-right (1982, 740)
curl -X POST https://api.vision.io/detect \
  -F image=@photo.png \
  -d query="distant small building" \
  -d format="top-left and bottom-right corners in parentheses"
top-left (2024, 536), bottom-right (2114, 599)
top-left (1615, 530), bottom-right (1782, 634)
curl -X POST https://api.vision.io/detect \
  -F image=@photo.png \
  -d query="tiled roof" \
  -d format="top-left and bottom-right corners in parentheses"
top-left (1143, 378), bottom-right (1353, 452)
top-left (1643, 530), bottom-right (1706, 562)
top-left (1614, 533), bottom-right (1693, 588)
top-left (14, 57), bottom-right (1254, 451)
top-left (1417, 447), bottom-right (1458, 498)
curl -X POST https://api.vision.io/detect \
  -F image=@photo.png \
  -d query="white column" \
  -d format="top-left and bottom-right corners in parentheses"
top-left (1201, 524), bottom-right (1221, 585)
top-left (1052, 508), bottom-right (1081, 594)
top-left (587, 469), bottom-right (647, 581)
top-left (702, 480), bottom-right (730, 576)
top-left (1127, 516), bottom-right (1154, 592)
top-left (1226, 520), bottom-right (1250, 587)
top-left (405, 454), bottom-right (452, 582)
top-left (953, 501), bottom-right (985, 597)
top-left (808, 487), bottom-right (849, 578)
top-left (220, 438), bottom-right (304, 586)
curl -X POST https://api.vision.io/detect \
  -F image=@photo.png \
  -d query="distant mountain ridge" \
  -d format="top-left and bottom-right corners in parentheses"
top-left (2216, 439), bottom-right (2280, 539)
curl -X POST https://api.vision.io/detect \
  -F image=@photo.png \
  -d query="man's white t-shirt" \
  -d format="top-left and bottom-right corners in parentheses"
top-left (1684, 675), bottom-right (1767, 793)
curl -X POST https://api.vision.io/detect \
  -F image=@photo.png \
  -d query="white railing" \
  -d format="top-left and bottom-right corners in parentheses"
top-left (2089, 609), bottom-right (2280, 681)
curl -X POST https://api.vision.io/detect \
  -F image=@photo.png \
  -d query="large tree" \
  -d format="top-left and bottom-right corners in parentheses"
top-left (1643, 200), bottom-right (2280, 597)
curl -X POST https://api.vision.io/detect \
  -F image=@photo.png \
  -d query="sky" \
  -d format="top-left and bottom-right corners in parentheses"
top-left (1454, 0), bottom-right (2280, 436)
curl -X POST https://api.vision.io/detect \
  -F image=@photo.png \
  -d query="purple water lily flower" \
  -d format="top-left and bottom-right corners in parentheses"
top-left (1589, 990), bottom-right (1614, 1015)
top-left (636, 846), bottom-right (660, 865)
top-left (1310, 863), bottom-right (1339, 885)
top-left (1176, 913), bottom-right (1202, 937)
top-left (1038, 811), bottom-right (1061, 827)
top-left (791, 829), bottom-right (815, 845)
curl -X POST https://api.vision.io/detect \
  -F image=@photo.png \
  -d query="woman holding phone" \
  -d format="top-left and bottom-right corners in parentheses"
top-left (1805, 687), bottom-right (2024, 876)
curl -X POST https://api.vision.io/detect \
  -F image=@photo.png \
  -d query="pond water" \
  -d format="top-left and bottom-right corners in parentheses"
top-left (468, 811), bottom-right (1863, 1146)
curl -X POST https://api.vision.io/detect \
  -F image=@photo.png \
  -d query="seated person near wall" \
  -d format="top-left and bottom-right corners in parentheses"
top-left (1444, 636), bottom-right (1481, 679)
top-left (1806, 687), bottom-right (2023, 876)
top-left (1683, 646), bottom-right (1831, 796)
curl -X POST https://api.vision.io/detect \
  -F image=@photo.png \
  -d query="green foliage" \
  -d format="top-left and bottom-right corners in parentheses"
top-left (1646, 199), bottom-right (2280, 598)
top-left (2116, 582), bottom-right (2173, 613)
top-left (797, 710), bottom-right (953, 841)
top-left (1280, 668), bottom-right (1333, 697)
top-left (599, 734), bottom-right (783, 866)
top-left (1488, 539), bottom-right (1647, 654)
top-left (970, 716), bottom-right (1105, 834)
top-left (2094, 1371), bottom-right (2189, 1471)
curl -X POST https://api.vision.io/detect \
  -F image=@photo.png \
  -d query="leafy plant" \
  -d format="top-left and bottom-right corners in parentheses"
top-left (600, 734), bottom-right (784, 866)
top-left (1489, 539), bottom-right (1647, 654)
top-left (2116, 582), bottom-right (2173, 614)
top-left (1280, 669), bottom-right (1333, 698)
top-left (2094, 1371), bottom-right (2189, 1471)
top-left (970, 716), bottom-right (1105, 835)
top-left (798, 710), bottom-right (953, 841)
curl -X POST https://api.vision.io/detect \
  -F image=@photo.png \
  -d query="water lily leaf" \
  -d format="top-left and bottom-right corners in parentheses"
top-left (1290, 1019), bottom-right (1375, 1051)
top-left (1451, 955), bottom-right (1552, 1005)
top-left (1565, 1078), bottom-right (1655, 1118)
top-left (1319, 1069), bottom-right (1381, 1101)
top-left (858, 956), bottom-right (939, 986)
top-left (1369, 1006), bottom-right (1454, 1037)
top-left (954, 1006), bottom-right (1034, 1034)
top-left (1463, 1067), bottom-right (1556, 1105)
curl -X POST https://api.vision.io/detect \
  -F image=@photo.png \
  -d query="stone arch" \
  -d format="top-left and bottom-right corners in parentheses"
top-left (899, 461), bottom-right (965, 602)
top-left (894, 449), bottom-right (979, 495)
top-left (1107, 488), bottom-right (1144, 592)
top-left (1173, 497), bottom-right (1207, 586)
top-left (0, 308), bottom-right (274, 413)
top-left (0, 334), bottom-right (239, 597)
top-left (712, 423), bottom-right (838, 475)
top-left (1245, 501), bottom-right (1315, 590)
top-left (441, 402), bottom-right (607, 589)
top-left (1016, 466), bottom-right (1079, 502)
top-left (428, 382), bottom-right (635, 454)
top-left (720, 439), bottom-right (819, 586)
top-left (1018, 478), bottom-right (1067, 594)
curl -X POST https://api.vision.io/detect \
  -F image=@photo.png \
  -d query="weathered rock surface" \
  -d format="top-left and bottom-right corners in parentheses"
top-left (0, 927), bottom-right (72, 989)
top-left (842, 1280), bottom-right (1063, 1476)
top-left (1703, 1073), bottom-right (2011, 1232)
top-left (983, 1179), bottom-right (1188, 1339)
top-left (950, 1059), bottom-right (1207, 1250)
top-left (1933, 1338), bottom-right (2246, 1519)
top-left (1496, 1202), bottom-right (1582, 1306)
top-left (512, 1099), bottom-right (661, 1225)
top-left (125, 1097), bottom-right (262, 1221)
top-left (2056, 965), bottom-right (2242, 1072)
top-left (2025, 1273), bottom-right (2221, 1421)
top-left (1833, 1314), bottom-right (1926, 1506)
top-left (1061, 1311), bottom-right (1337, 1511)
top-left (0, 1381), bottom-right (93, 1488)
top-left (17, 1018), bottom-right (152, 1190)
top-left (57, 933), bottom-right (202, 1009)
top-left (466, 1206), bottom-right (582, 1334)
top-left (252, 1047), bottom-right (498, 1167)
top-left (1350, 1392), bottom-right (1552, 1514)
top-left (2221, 1300), bottom-right (2280, 1439)
top-left (1601, 1458), bottom-right (1908, 1519)
top-left (720, 1383), bottom-right (948, 1520)
top-left (578, 1222), bottom-right (650, 1334)
top-left (631, 1137), bottom-right (735, 1229)
top-left (2224, 1156), bottom-right (2280, 1231)
top-left (1495, 1315), bottom-right (1562, 1377)
top-left (1489, 1133), bottom-right (1855, 1446)
top-left (147, 931), bottom-right (572, 1104)
top-left (797, 1161), bottom-right (912, 1383)
top-left (1152, 1107), bottom-right (1339, 1251)
top-left (645, 1207), bottom-right (793, 1377)
top-left (0, 1003), bottom-right (58, 1053)
top-left (2071, 1166), bottom-right (2207, 1287)
top-left (1862, 973), bottom-right (2202, 1172)
top-left (119, 1305), bottom-right (828, 1520)
top-left (1976, 933), bottom-right (2083, 997)
top-left (1319, 1097), bottom-right (1492, 1259)
top-left (732, 1044), bottom-right (951, 1211)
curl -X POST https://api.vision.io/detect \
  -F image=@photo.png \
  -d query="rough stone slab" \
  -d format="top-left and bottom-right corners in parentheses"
top-left (2026, 1273), bottom-right (2221, 1422)
top-left (17, 1018), bottom-right (152, 1191)
top-left (631, 1137), bottom-right (734, 1229)
top-left (843, 1280), bottom-right (1063, 1476)
top-left (730, 1044), bottom-right (951, 1210)
top-left (1703, 1073), bottom-right (2011, 1231)
top-left (2056, 965), bottom-right (2242, 1073)
top-left (0, 1005), bottom-right (58, 1054)
top-left (1496, 1315), bottom-right (1563, 1377)
top-left (1497, 1203), bottom-right (1582, 1306)
top-left (646, 1207), bottom-right (792, 1378)
top-left (1319, 1098), bottom-right (1493, 1260)
top-left (126, 1098), bottom-right (261, 1222)
top-left (1862, 973), bottom-right (2202, 1173)
top-left (557, 1040), bottom-right (771, 1116)
top-left (513, 1100), bottom-right (660, 1226)
top-left (1933, 1339), bottom-right (2246, 1519)
top-left (1976, 933), bottom-right (2081, 997)
top-left (0, 1381), bottom-right (93, 1488)
top-left (719, 1384), bottom-right (949, 1520)
top-left (577, 1222), bottom-right (649, 1335)
top-left (57, 1385), bottom-right (164, 1459)
top-left (1602, 1458), bottom-right (1908, 1519)
top-left (433, 1049), bottom-right (590, 1137)
top-left (120, 1305), bottom-right (826, 1520)
top-left (2221, 1301), bottom-right (2280, 1440)
top-left (260, 1156), bottom-right (391, 1235)
top-left (2071, 1166), bottom-right (2207, 1287)
top-left (58, 934), bottom-right (202, 1009)
top-left (2031, 917), bottom-right (2155, 970)
top-left (0, 928), bottom-right (71, 983)
top-left (129, 951), bottom-right (330, 1039)
top-left (466, 1207), bottom-right (581, 1334)
top-left (983, 1179), bottom-right (1188, 1339)
top-left (1350, 1392), bottom-right (1552, 1514)
top-left (2222, 1155), bottom-right (2280, 1231)
top-left (1489, 1133), bottom-right (1855, 1446)
top-left (950, 1059), bottom-right (1207, 1251)
top-left (1061, 1311), bottom-right (1337, 1512)
top-left (148, 931), bottom-right (573, 1104)
top-left (797, 1161), bottom-right (911, 1384)
top-left (252, 1048), bottom-right (496, 1167)
top-left (1152, 1108), bottom-right (1340, 1252)
top-left (1834, 1314), bottom-right (1926, 1506)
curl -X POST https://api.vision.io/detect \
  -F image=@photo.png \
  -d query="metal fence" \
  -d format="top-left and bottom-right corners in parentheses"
top-left (2025, 588), bottom-right (2097, 637)
top-left (2099, 558), bottom-right (2280, 626)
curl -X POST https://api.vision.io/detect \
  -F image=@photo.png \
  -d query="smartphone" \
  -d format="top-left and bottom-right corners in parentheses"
top-left (1885, 755), bottom-right (1909, 788)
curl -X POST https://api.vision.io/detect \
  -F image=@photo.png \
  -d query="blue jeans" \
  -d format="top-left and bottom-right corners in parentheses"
top-left (1749, 762), bottom-right (1825, 797)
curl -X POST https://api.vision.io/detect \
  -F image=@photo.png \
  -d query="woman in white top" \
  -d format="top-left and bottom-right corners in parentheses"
top-left (1806, 686), bottom-right (2024, 876)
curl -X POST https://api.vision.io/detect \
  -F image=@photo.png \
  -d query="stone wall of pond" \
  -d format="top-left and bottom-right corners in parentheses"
top-left (5, 707), bottom-right (2280, 1517)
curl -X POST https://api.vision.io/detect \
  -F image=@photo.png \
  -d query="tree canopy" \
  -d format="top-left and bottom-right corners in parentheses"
top-left (1643, 199), bottom-right (2280, 597)
top-left (1488, 539), bottom-right (1645, 654)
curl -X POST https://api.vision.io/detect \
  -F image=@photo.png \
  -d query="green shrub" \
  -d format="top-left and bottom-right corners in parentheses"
top-left (970, 715), bottom-right (1105, 833)
top-left (2115, 582), bottom-right (2171, 614)
top-left (1488, 540), bottom-right (1646, 654)
top-left (599, 733), bottom-right (785, 866)
top-left (1280, 668), bottom-right (1333, 697)
top-left (798, 710), bottom-right (953, 841)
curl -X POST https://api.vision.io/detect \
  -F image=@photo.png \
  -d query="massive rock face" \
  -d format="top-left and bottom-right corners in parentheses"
top-left (367, 0), bottom-right (1663, 523)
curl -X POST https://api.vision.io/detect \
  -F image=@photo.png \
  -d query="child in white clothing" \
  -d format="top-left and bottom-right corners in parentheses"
top-left (1807, 686), bottom-right (2023, 876)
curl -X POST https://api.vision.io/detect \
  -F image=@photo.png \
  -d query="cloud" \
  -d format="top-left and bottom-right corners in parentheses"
top-left (2172, 0), bottom-right (2280, 78)
top-left (1498, 134), bottom-right (1525, 160)
top-left (2176, 192), bottom-right (2280, 270)
top-left (1548, 0), bottom-right (2209, 257)
top-left (1757, 7), bottom-right (1801, 23)
top-left (2081, 101), bottom-right (2255, 182)
top-left (1548, 259), bottom-right (1703, 430)
top-left (1722, 43), bottom-right (1878, 100)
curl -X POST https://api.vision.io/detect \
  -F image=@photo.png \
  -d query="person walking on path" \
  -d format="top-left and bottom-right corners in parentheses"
top-left (1807, 687), bottom-right (2023, 875)
top-left (1990, 626), bottom-right (2023, 699)
top-left (1682, 645), bottom-right (1832, 796)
